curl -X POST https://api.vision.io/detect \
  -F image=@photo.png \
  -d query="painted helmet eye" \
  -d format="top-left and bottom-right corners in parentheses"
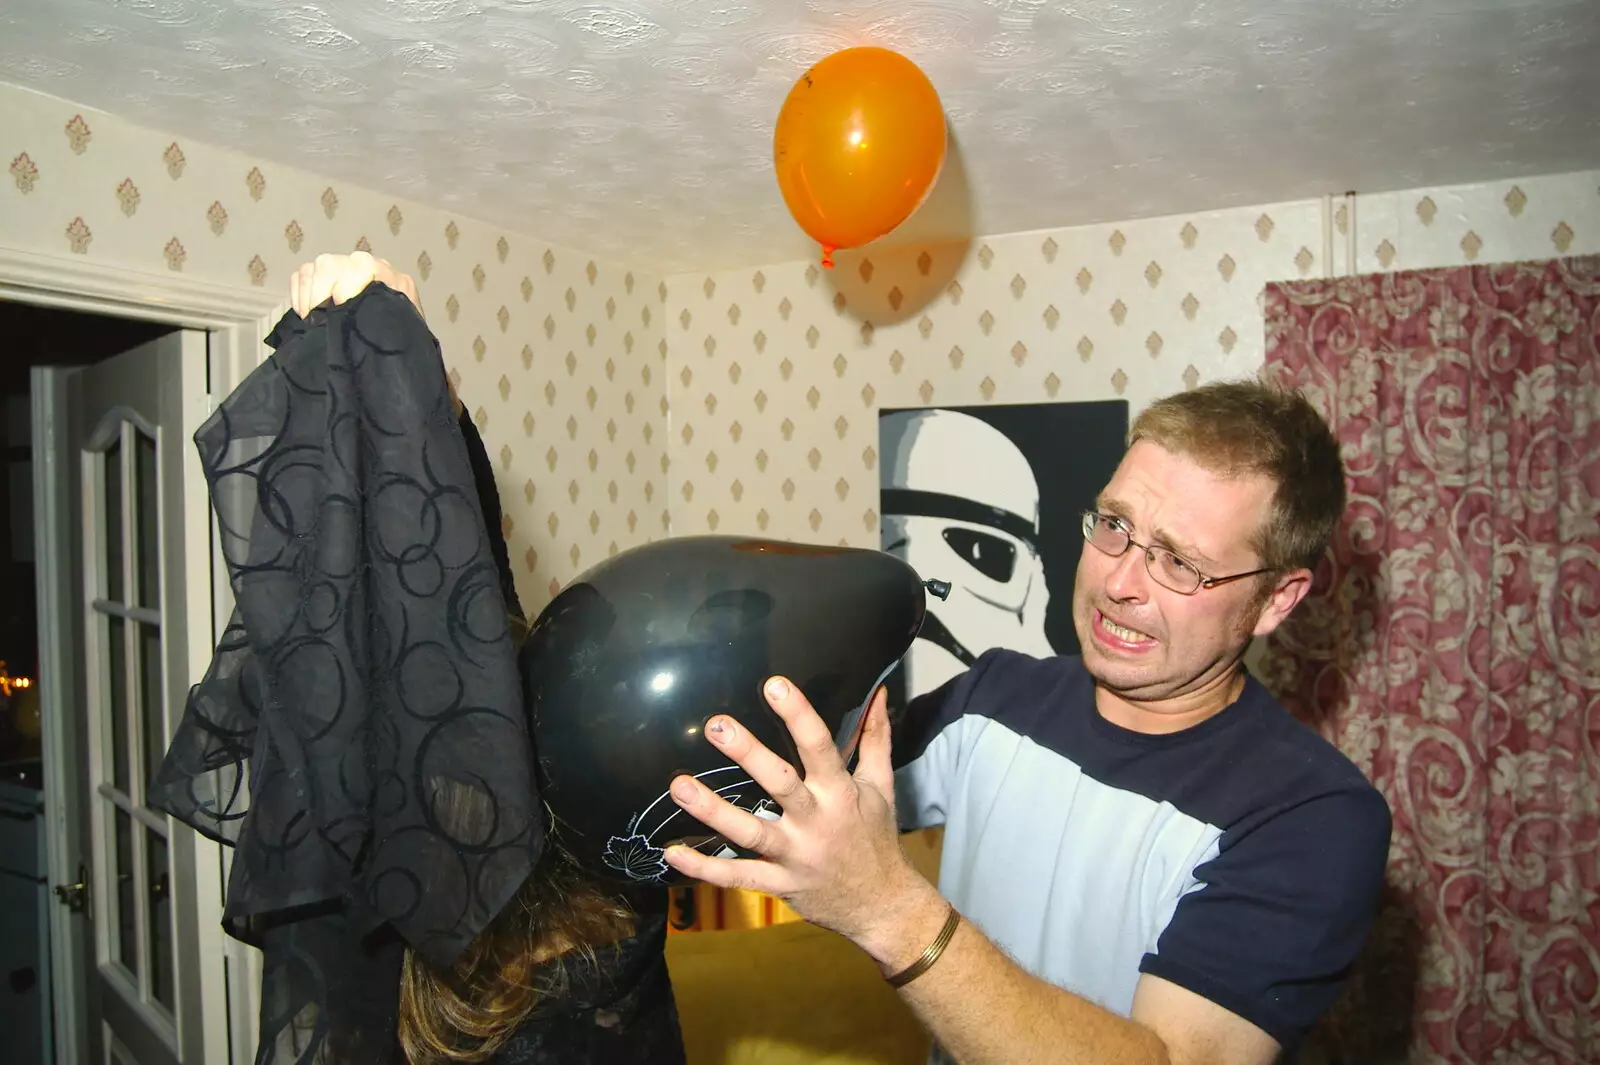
top-left (941, 527), bottom-right (1016, 583)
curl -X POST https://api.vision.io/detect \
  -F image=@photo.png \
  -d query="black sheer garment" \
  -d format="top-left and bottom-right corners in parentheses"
top-left (149, 284), bottom-right (683, 1064)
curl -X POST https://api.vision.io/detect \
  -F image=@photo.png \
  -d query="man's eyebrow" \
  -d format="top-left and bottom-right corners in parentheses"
top-left (1093, 495), bottom-right (1218, 568)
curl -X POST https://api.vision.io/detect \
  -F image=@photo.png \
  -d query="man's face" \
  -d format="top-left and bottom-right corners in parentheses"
top-left (1072, 440), bottom-right (1282, 706)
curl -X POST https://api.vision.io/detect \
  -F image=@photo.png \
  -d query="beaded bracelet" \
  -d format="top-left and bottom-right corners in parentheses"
top-left (885, 902), bottom-right (962, 989)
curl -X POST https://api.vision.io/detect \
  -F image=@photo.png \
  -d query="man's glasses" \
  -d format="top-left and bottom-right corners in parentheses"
top-left (1080, 511), bottom-right (1273, 595)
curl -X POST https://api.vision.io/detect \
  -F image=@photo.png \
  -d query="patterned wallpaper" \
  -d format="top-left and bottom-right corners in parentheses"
top-left (1, 82), bottom-right (666, 615)
top-left (660, 170), bottom-right (1600, 546)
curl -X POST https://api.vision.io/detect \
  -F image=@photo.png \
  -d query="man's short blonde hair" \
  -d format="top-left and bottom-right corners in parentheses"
top-left (1129, 381), bottom-right (1347, 573)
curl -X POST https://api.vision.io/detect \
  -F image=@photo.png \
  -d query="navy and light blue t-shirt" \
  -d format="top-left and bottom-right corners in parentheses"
top-left (893, 649), bottom-right (1391, 1051)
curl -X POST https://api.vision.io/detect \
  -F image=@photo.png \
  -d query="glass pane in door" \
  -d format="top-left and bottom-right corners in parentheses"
top-left (113, 806), bottom-right (139, 979)
top-left (108, 614), bottom-right (130, 794)
top-left (138, 623), bottom-right (165, 788)
top-left (146, 827), bottom-right (174, 1011)
top-left (135, 431), bottom-right (159, 608)
top-left (105, 438), bottom-right (124, 601)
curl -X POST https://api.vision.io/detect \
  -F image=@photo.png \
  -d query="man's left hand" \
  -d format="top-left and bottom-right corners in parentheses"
top-left (663, 679), bottom-right (928, 960)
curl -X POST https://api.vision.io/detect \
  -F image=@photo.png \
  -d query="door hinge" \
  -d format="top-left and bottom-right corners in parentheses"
top-left (53, 861), bottom-right (91, 915)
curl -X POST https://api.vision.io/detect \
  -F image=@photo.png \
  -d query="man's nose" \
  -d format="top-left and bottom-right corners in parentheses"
top-left (1104, 547), bottom-right (1150, 602)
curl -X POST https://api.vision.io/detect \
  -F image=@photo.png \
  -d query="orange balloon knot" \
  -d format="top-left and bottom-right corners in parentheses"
top-left (821, 246), bottom-right (836, 269)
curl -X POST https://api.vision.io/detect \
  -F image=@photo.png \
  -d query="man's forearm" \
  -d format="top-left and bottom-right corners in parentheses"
top-left (866, 881), bottom-right (1171, 1065)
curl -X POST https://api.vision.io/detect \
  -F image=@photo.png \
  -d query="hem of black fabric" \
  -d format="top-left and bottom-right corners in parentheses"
top-left (1137, 953), bottom-right (1299, 1050)
top-left (1083, 667), bottom-right (1268, 750)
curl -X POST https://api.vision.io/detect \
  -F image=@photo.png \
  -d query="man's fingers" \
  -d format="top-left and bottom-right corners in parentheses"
top-left (699, 712), bottom-right (816, 815)
top-left (667, 773), bottom-right (788, 858)
top-left (662, 844), bottom-right (784, 895)
top-left (764, 676), bottom-right (848, 784)
top-left (852, 687), bottom-right (896, 801)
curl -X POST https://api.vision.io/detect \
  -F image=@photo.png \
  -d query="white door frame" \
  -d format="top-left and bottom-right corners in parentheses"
top-left (5, 244), bottom-right (283, 1065)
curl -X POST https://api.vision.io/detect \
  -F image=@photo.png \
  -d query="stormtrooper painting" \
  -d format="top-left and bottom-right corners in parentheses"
top-left (879, 402), bottom-right (1129, 702)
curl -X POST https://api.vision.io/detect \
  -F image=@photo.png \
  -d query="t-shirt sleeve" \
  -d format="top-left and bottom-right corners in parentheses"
top-left (891, 649), bottom-right (1004, 832)
top-left (1138, 783), bottom-right (1392, 1049)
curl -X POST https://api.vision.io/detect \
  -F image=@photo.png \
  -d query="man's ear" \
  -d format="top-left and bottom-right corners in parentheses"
top-left (1251, 568), bottom-right (1313, 638)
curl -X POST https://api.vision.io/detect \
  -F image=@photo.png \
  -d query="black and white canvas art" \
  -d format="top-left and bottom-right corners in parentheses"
top-left (879, 400), bottom-right (1129, 706)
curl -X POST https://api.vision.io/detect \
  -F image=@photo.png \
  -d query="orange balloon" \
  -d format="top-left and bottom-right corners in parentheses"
top-left (774, 47), bottom-right (946, 268)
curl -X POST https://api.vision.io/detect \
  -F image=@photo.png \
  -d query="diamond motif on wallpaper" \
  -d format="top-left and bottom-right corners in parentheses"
top-left (1077, 336), bottom-right (1094, 362)
top-left (1041, 236), bottom-right (1059, 263)
top-left (861, 383), bottom-right (876, 408)
top-left (586, 324), bottom-right (598, 348)
top-left (1109, 230), bottom-right (1126, 256)
top-left (1072, 268), bottom-right (1093, 294)
top-left (917, 250), bottom-right (933, 277)
top-left (445, 295), bottom-right (460, 322)
top-left (706, 508), bottom-right (720, 530)
top-left (1183, 365), bottom-right (1201, 390)
top-left (1219, 326), bottom-right (1238, 354)
top-left (724, 302), bottom-right (739, 326)
top-left (247, 255), bottom-right (267, 287)
top-left (919, 380), bottom-right (934, 404)
top-left (522, 412), bottom-right (535, 436)
top-left (731, 478), bottom-right (745, 501)
top-left (977, 244), bottom-right (994, 269)
top-left (1044, 372), bottom-right (1061, 398)
top-left (1043, 305), bottom-right (1060, 330)
top-left (354, 236), bottom-right (372, 253)
top-left (492, 235), bottom-right (508, 263)
top-left (833, 415), bottom-right (849, 440)
top-left (888, 286), bottom-right (905, 312)
top-left (497, 375), bottom-right (511, 401)
top-left (947, 280), bottom-right (964, 304)
top-left (861, 446), bottom-right (877, 470)
top-left (754, 390), bottom-right (768, 412)
top-left (979, 311), bottom-right (995, 336)
top-left (472, 265), bottom-right (486, 292)
top-left (756, 509), bottom-right (770, 531)
top-left (918, 316), bottom-right (934, 340)
top-left (1144, 262), bottom-right (1163, 288)
top-left (473, 407), bottom-right (487, 431)
top-left (805, 386), bottom-right (820, 409)
top-left (780, 478), bottom-right (795, 501)
top-left (544, 381), bottom-right (557, 405)
top-left (1146, 333), bottom-right (1163, 358)
top-left (831, 354), bottom-right (848, 378)
top-left (285, 220), bottom-right (305, 253)
top-left (780, 359), bottom-right (794, 381)
top-left (1181, 293), bottom-right (1200, 321)
top-left (890, 350), bottom-right (905, 374)
top-left (65, 217), bottom-right (91, 254)
top-left (729, 421), bottom-right (743, 443)
top-left (544, 315), bottom-right (556, 339)
top-left (1110, 299), bottom-right (1128, 326)
top-left (1294, 247), bottom-right (1314, 275)
top-left (444, 220), bottom-right (460, 249)
top-left (162, 142), bottom-right (188, 180)
top-left (543, 249), bottom-right (556, 274)
top-left (1111, 369), bottom-right (1128, 395)
top-left (1552, 222), bottom-right (1575, 253)
top-left (980, 377), bottom-right (996, 401)
top-left (832, 292), bottom-right (848, 315)
top-left (164, 237), bottom-right (186, 272)
top-left (416, 250), bottom-right (432, 279)
top-left (1180, 222), bottom-right (1198, 249)
top-left (1460, 231), bottom-right (1483, 260)
top-left (320, 186), bottom-right (338, 218)
top-left (756, 450), bottom-right (769, 472)
top-left (778, 297), bottom-right (793, 321)
top-left (10, 152), bottom-right (38, 193)
top-left (523, 546), bottom-right (538, 572)
top-left (499, 445), bottom-right (513, 472)
top-left (752, 270), bottom-right (766, 293)
top-left (570, 479), bottom-right (582, 503)
top-left (809, 509), bottom-right (823, 532)
top-left (1010, 274), bottom-right (1027, 299)
top-left (1255, 214), bottom-right (1274, 241)
top-left (704, 393), bottom-right (718, 416)
top-left (1011, 342), bottom-right (1028, 367)
top-left (116, 178), bottom-right (140, 216)
top-left (807, 448), bottom-right (821, 471)
top-left (752, 330), bottom-right (767, 354)
top-left (949, 345), bottom-right (964, 370)
top-left (1416, 197), bottom-right (1437, 225)
top-left (834, 478), bottom-right (851, 501)
top-left (1218, 254), bottom-right (1236, 282)
top-left (65, 114), bottom-right (91, 153)
top-left (1334, 202), bottom-right (1348, 235)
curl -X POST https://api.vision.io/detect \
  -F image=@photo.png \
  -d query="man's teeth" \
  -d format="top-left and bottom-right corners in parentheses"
top-left (1103, 616), bottom-right (1153, 642)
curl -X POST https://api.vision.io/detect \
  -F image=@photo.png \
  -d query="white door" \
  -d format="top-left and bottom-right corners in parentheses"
top-left (36, 330), bottom-right (211, 1065)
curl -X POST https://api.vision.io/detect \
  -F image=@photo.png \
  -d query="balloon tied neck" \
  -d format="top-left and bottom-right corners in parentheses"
top-left (820, 246), bottom-right (836, 269)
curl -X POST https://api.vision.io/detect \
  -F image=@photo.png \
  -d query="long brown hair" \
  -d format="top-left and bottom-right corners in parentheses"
top-left (397, 837), bottom-right (637, 1063)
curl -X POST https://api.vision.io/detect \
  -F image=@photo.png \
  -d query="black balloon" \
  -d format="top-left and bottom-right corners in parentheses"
top-left (518, 535), bottom-right (936, 886)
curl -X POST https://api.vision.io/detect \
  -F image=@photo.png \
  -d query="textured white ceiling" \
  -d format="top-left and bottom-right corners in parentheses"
top-left (3, 0), bottom-right (1598, 273)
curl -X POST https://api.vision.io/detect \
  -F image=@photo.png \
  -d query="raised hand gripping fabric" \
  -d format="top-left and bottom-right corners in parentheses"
top-left (148, 283), bottom-right (540, 1064)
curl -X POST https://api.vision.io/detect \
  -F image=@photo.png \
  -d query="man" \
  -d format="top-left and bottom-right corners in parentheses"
top-left (664, 382), bottom-right (1392, 1065)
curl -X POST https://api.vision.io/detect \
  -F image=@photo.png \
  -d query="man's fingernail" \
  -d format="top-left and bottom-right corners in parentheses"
top-left (766, 678), bottom-right (790, 700)
top-left (671, 777), bottom-right (696, 802)
top-left (706, 717), bottom-right (731, 740)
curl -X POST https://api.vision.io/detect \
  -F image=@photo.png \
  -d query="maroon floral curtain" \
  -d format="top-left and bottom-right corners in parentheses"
top-left (1258, 257), bottom-right (1600, 1065)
